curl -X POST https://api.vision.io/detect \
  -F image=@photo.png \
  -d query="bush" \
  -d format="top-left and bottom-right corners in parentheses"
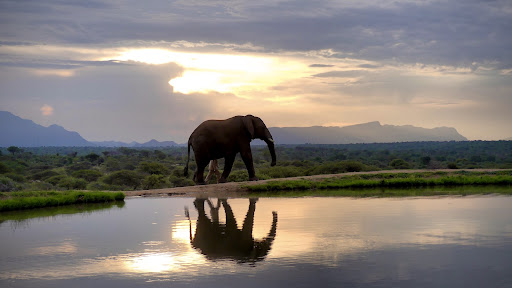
top-left (138, 162), bottom-right (170, 175)
top-left (3, 173), bottom-right (26, 183)
top-left (447, 162), bottom-right (459, 169)
top-left (227, 170), bottom-right (249, 182)
top-left (169, 175), bottom-right (194, 187)
top-left (102, 170), bottom-right (143, 190)
top-left (87, 181), bottom-right (122, 191)
top-left (72, 169), bottom-right (103, 182)
top-left (46, 175), bottom-right (68, 186)
top-left (30, 170), bottom-right (61, 181)
top-left (0, 175), bottom-right (18, 192)
top-left (259, 166), bottom-right (304, 179)
top-left (143, 174), bottom-right (170, 189)
top-left (57, 177), bottom-right (87, 190)
top-left (0, 162), bottom-right (10, 174)
top-left (390, 159), bottom-right (410, 169)
top-left (309, 161), bottom-right (366, 175)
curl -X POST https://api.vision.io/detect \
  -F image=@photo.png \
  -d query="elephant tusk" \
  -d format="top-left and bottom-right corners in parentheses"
top-left (268, 138), bottom-right (274, 143)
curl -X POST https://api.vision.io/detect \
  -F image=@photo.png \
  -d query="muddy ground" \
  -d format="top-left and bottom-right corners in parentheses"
top-left (124, 169), bottom-right (506, 198)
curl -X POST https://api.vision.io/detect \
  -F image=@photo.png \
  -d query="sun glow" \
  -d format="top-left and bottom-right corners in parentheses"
top-left (111, 48), bottom-right (309, 96)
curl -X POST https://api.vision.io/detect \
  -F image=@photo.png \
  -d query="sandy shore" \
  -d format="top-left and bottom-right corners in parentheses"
top-left (124, 169), bottom-right (508, 198)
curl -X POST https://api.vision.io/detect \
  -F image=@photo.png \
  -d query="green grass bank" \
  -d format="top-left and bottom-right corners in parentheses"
top-left (245, 171), bottom-right (512, 195)
top-left (0, 191), bottom-right (125, 212)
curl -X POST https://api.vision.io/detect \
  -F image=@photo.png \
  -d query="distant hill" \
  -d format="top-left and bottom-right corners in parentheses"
top-left (504, 137), bottom-right (512, 141)
top-left (92, 139), bottom-right (180, 147)
top-left (0, 111), bottom-right (90, 147)
top-left (269, 121), bottom-right (467, 144)
top-left (0, 111), bottom-right (180, 147)
top-left (1, 111), bottom-right (468, 147)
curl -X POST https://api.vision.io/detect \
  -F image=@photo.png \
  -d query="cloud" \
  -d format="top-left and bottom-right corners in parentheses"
top-left (309, 64), bottom-right (335, 68)
top-left (40, 104), bottom-right (54, 116)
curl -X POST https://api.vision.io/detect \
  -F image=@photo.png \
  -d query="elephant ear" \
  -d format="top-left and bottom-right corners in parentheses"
top-left (242, 115), bottom-right (255, 139)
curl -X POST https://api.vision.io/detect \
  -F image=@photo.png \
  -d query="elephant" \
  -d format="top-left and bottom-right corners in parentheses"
top-left (184, 115), bottom-right (277, 184)
top-left (184, 198), bottom-right (278, 264)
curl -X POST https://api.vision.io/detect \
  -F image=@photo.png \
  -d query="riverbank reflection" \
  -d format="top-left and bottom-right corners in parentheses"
top-left (1, 195), bottom-right (512, 287)
top-left (186, 198), bottom-right (278, 264)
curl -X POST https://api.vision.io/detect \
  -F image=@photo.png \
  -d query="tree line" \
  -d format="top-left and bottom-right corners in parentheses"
top-left (1, 141), bottom-right (511, 192)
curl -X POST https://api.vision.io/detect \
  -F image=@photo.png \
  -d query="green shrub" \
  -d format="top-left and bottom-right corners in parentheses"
top-left (57, 177), bottom-right (87, 190)
top-left (72, 169), bottom-right (103, 182)
top-left (169, 175), bottom-right (194, 187)
top-left (227, 170), bottom-right (249, 182)
top-left (309, 161), bottom-right (366, 175)
top-left (259, 166), bottom-right (304, 179)
top-left (138, 162), bottom-right (170, 175)
top-left (30, 170), bottom-right (61, 181)
top-left (143, 174), bottom-right (169, 189)
top-left (3, 173), bottom-right (26, 183)
top-left (0, 175), bottom-right (18, 192)
top-left (102, 170), bottom-right (143, 189)
top-left (447, 162), bottom-right (459, 169)
top-left (46, 175), bottom-right (68, 185)
top-left (0, 162), bottom-right (10, 174)
top-left (390, 159), bottom-right (410, 169)
top-left (87, 181), bottom-right (121, 191)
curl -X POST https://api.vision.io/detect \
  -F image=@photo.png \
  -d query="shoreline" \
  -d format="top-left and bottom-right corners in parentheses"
top-left (124, 169), bottom-right (511, 198)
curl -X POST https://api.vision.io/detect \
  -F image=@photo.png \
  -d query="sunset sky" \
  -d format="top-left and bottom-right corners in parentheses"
top-left (1, 0), bottom-right (511, 143)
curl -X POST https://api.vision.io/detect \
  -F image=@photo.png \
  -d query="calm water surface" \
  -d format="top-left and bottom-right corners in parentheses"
top-left (1, 193), bottom-right (512, 287)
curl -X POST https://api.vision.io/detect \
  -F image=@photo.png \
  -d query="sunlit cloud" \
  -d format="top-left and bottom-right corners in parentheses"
top-left (40, 104), bottom-right (54, 116)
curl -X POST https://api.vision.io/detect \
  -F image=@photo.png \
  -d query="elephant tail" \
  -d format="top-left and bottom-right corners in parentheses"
top-left (184, 139), bottom-right (191, 177)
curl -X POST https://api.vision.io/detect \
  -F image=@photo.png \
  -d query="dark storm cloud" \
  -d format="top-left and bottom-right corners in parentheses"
top-left (1, 0), bottom-right (511, 68)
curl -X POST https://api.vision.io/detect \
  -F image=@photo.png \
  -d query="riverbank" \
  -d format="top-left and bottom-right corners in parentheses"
top-left (0, 191), bottom-right (125, 212)
top-left (125, 169), bottom-right (512, 197)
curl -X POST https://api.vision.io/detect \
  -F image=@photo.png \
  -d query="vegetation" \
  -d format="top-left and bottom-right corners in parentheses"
top-left (0, 190), bottom-right (125, 212)
top-left (0, 141), bottom-right (510, 193)
top-left (245, 170), bottom-right (512, 193)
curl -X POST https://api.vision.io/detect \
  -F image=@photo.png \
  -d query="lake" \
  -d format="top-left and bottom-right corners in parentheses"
top-left (1, 191), bottom-right (512, 287)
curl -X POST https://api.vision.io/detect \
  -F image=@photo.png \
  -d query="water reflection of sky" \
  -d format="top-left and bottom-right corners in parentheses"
top-left (1, 195), bottom-right (512, 287)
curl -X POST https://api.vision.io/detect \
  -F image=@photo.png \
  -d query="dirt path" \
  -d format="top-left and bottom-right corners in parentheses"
top-left (124, 169), bottom-right (508, 198)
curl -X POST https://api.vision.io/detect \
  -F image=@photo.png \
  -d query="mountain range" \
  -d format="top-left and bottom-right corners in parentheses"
top-left (1, 110), bottom-right (470, 147)
top-left (269, 121), bottom-right (468, 144)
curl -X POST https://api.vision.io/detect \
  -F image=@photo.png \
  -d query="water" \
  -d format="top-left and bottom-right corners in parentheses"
top-left (1, 193), bottom-right (512, 287)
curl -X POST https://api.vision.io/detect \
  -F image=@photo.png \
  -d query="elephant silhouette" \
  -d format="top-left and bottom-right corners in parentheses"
top-left (185, 198), bottom-right (278, 264)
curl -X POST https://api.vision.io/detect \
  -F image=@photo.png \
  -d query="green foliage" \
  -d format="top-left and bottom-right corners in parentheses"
top-left (0, 191), bottom-right (125, 212)
top-left (390, 159), bottom-right (410, 169)
top-left (56, 177), bottom-right (87, 190)
top-left (308, 160), bottom-right (366, 175)
top-left (246, 171), bottom-right (512, 192)
top-left (7, 146), bottom-right (21, 155)
top-left (169, 175), bottom-right (195, 187)
top-left (1, 141), bottom-right (512, 191)
top-left (30, 169), bottom-right (61, 181)
top-left (84, 153), bottom-right (101, 163)
top-left (71, 169), bottom-right (103, 182)
top-left (143, 174), bottom-right (169, 189)
top-left (0, 175), bottom-right (19, 192)
top-left (0, 162), bottom-right (10, 174)
top-left (138, 162), bottom-right (170, 175)
top-left (101, 170), bottom-right (143, 189)
top-left (46, 174), bottom-right (68, 185)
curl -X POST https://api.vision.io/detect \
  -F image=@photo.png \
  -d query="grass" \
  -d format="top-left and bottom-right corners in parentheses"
top-left (244, 171), bottom-right (512, 196)
top-left (0, 190), bottom-right (125, 212)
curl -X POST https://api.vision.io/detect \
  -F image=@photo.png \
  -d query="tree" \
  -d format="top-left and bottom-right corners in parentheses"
top-left (7, 146), bottom-right (21, 156)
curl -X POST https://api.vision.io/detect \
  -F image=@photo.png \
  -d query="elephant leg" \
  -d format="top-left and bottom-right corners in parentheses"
top-left (195, 160), bottom-right (209, 185)
top-left (240, 146), bottom-right (258, 181)
top-left (219, 155), bottom-right (235, 183)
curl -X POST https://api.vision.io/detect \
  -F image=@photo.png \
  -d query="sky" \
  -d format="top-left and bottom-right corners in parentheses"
top-left (0, 0), bottom-right (511, 143)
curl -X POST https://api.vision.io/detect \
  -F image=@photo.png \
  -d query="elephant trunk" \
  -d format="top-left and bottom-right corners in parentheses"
top-left (263, 129), bottom-right (277, 166)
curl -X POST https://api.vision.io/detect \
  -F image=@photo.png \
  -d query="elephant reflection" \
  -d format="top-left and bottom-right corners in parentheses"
top-left (185, 198), bottom-right (277, 263)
